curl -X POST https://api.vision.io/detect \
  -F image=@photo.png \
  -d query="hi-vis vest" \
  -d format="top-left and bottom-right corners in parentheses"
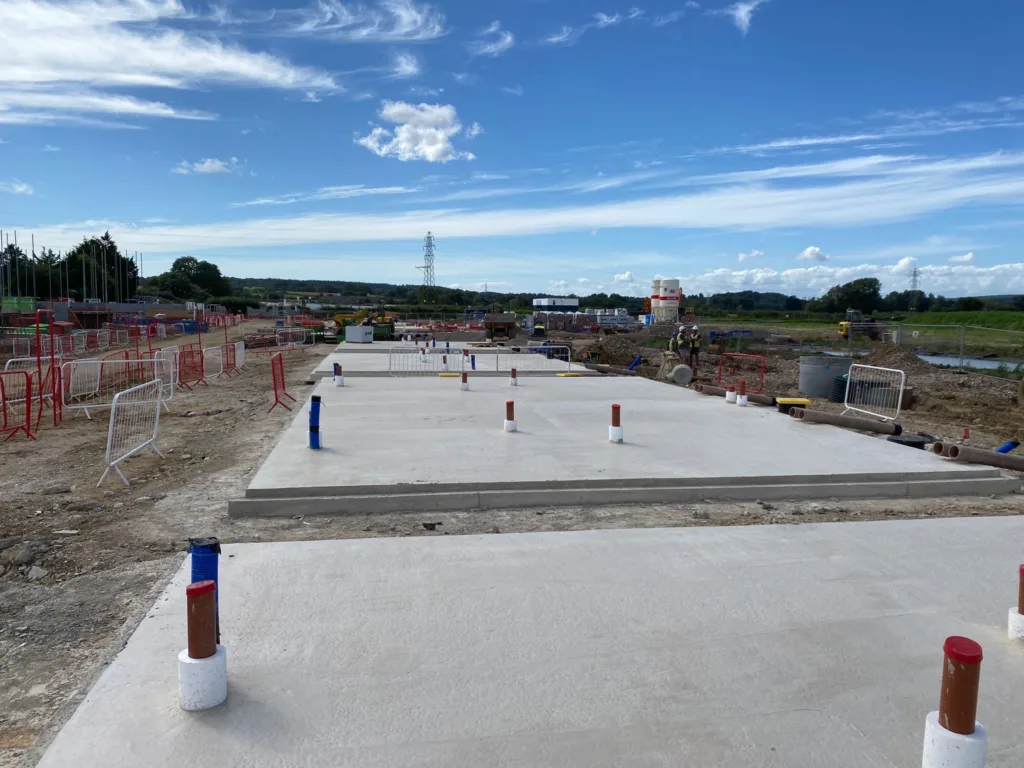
top-left (689, 333), bottom-right (702, 350)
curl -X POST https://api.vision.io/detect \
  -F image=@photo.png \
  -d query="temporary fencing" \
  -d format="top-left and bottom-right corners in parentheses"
top-left (843, 364), bottom-right (905, 422)
top-left (203, 346), bottom-right (223, 380)
top-left (97, 380), bottom-right (164, 486)
top-left (61, 357), bottom-right (169, 419)
top-left (268, 352), bottom-right (296, 412)
top-left (234, 341), bottom-right (247, 369)
top-left (4, 355), bottom-right (65, 427)
top-left (388, 347), bottom-right (457, 376)
top-left (276, 328), bottom-right (310, 349)
top-left (178, 344), bottom-right (206, 389)
top-left (113, 329), bottom-right (129, 346)
top-left (155, 324), bottom-right (167, 339)
top-left (717, 353), bottom-right (766, 394)
top-left (0, 371), bottom-right (33, 440)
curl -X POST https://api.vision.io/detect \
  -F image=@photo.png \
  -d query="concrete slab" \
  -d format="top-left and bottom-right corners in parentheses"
top-left (311, 344), bottom-right (592, 379)
top-left (231, 376), bottom-right (1015, 516)
top-left (37, 518), bottom-right (1024, 768)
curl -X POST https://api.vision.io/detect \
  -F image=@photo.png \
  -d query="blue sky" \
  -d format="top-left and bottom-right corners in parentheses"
top-left (3, 0), bottom-right (1024, 298)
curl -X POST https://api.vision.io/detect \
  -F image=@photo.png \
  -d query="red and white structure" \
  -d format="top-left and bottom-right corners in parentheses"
top-left (1009, 564), bottom-right (1024, 641)
top-left (509, 367), bottom-right (518, 387)
top-left (504, 400), bottom-right (517, 432)
top-left (921, 636), bottom-right (987, 768)
top-left (609, 404), bottom-right (623, 443)
top-left (461, 371), bottom-right (469, 391)
top-left (650, 278), bottom-right (679, 324)
top-left (178, 580), bottom-right (228, 711)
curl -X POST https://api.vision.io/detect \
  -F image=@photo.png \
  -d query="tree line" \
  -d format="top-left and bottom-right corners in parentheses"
top-left (1, 232), bottom-right (138, 302)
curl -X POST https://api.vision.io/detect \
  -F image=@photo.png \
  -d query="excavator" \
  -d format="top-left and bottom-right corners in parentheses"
top-left (332, 309), bottom-right (395, 341)
top-left (838, 308), bottom-right (881, 340)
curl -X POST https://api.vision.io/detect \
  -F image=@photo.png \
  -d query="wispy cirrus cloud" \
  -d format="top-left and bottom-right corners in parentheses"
top-left (541, 6), bottom-right (647, 46)
top-left (172, 157), bottom-right (243, 175)
top-left (501, 84), bottom-right (524, 97)
top-left (388, 52), bottom-right (420, 79)
top-left (949, 252), bottom-right (976, 264)
top-left (0, 180), bottom-right (33, 195)
top-left (284, 0), bottom-right (446, 41)
top-left (0, 0), bottom-right (338, 126)
top-left (232, 184), bottom-right (416, 207)
top-left (710, 0), bottom-right (769, 36)
top-left (467, 21), bottom-right (515, 57)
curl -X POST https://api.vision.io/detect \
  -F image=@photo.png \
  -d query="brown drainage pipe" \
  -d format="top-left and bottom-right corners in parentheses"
top-left (930, 442), bottom-right (952, 457)
top-left (789, 407), bottom-right (903, 436)
top-left (945, 443), bottom-right (1024, 472)
top-left (694, 383), bottom-right (776, 406)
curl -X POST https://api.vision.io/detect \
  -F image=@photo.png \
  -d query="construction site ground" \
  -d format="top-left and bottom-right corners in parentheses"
top-left (2, 325), bottom-right (1024, 766)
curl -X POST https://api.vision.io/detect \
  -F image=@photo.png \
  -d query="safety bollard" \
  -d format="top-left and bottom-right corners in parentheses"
top-left (188, 537), bottom-right (220, 642)
top-left (921, 636), bottom-right (987, 768)
top-left (510, 367), bottom-right (518, 386)
top-left (178, 580), bottom-right (227, 711)
top-left (309, 394), bottom-right (322, 449)
top-left (333, 363), bottom-right (344, 388)
top-left (737, 379), bottom-right (748, 407)
top-left (725, 385), bottom-right (737, 404)
top-left (445, 341), bottom-right (450, 354)
top-left (609, 404), bottom-right (623, 443)
top-left (461, 371), bottom-right (470, 391)
top-left (1009, 565), bottom-right (1024, 640)
top-left (442, 354), bottom-right (448, 372)
top-left (504, 400), bottom-right (517, 432)
top-left (432, 337), bottom-right (436, 348)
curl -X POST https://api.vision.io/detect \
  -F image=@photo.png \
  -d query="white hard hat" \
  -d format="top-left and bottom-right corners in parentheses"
top-left (692, 325), bottom-right (699, 330)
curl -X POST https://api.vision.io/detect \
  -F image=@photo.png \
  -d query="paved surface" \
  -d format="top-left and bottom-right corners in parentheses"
top-left (37, 518), bottom-right (1024, 767)
top-left (311, 343), bottom-right (590, 378)
top-left (232, 376), bottom-right (1012, 515)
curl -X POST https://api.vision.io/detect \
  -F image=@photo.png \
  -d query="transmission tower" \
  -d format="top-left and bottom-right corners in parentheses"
top-left (909, 267), bottom-right (920, 311)
top-left (417, 232), bottom-right (436, 287)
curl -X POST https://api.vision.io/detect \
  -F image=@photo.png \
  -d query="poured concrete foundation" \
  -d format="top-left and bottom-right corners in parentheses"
top-left (230, 376), bottom-right (1016, 517)
top-left (36, 519), bottom-right (1024, 768)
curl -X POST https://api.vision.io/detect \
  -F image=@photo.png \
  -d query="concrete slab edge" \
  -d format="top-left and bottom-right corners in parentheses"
top-left (229, 476), bottom-right (1020, 518)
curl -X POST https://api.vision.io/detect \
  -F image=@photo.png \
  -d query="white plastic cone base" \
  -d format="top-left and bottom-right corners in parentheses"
top-left (178, 645), bottom-right (228, 711)
top-left (1009, 607), bottom-right (1024, 640)
top-left (725, 391), bottom-right (737, 403)
top-left (921, 712), bottom-right (987, 768)
top-left (737, 394), bottom-right (748, 406)
top-left (333, 375), bottom-right (345, 387)
top-left (609, 425), bottom-right (624, 443)
top-left (504, 419), bottom-right (518, 433)
top-left (509, 377), bottom-right (518, 387)
top-left (461, 383), bottom-right (469, 391)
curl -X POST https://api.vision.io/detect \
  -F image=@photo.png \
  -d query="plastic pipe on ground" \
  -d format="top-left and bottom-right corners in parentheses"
top-left (509, 367), bottom-right (518, 387)
top-left (789, 407), bottom-right (902, 436)
top-left (1009, 565), bottom-right (1024, 641)
top-left (725, 386), bottom-right (737, 404)
top-left (995, 439), bottom-right (1020, 454)
top-left (931, 442), bottom-right (952, 457)
top-left (921, 636), bottom-right (986, 768)
top-left (737, 380), bottom-right (748, 407)
top-left (696, 384), bottom-right (727, 397)
top-left (946, 443), bottom-right (1024, 472)
top-left (179, 580), bottom-right (227, 711)
top-left (461, 371), bottom-right (469, 391)
top-left (609, 404), bottom-right (623, 443)
top-left (504, 400), bottom-right (517, 432)
top-left (334, 364), bottom-right (344, 388)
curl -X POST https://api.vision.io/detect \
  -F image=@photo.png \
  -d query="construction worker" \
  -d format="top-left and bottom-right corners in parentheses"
top-left (687, 325), bottom-right (702, 370)
top-left (668, 332), bottom-right (679, 356)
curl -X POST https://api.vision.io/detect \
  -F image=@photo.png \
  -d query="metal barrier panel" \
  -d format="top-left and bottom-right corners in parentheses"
top-left (155, 324), bottom-right (167, 339)
top-left (203, 346), bottom-right (223, 380)
top-left (506, 345), bottom-right (572, 374)
top-left (71, 332), bottom-right (87, 355)
top-left (151, 348), bottom-right (177, 406)
top-left (276, 328), bottom-right (309, 348)
top-left (61, 358), bottom-right (166, 419)
top-left (388, 347), bottom-right (458, 376)
top-left (717, 352), bottom-right (766, 394)
top-left (172, 322), bottom-right (185, 335)
top-left (222, 343), bottom-right (238, 375)
top-left (113, 329), bottom-right (129, 346)
top-left (234, 341), bottom-right (247, 368)
top-left (98, 380), bottom-right (164, 486)
top-left (0, 370), bottom-right (33, 440)
top-left (268, 352), bottom-right (297, 412)
top-left (843, 364), bottom-right (906, 421)
top-left (178, 348), bottom-right (205, 388)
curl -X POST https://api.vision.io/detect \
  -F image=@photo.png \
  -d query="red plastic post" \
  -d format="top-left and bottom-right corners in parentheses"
top-left (186, 580), bottom-right (217, 660)
top-left (506, 401), bottom-right (515, 421)
top-left (611, 404), bottom-right (621, 427)
top-left (938, 636), bottom-right (983, 735)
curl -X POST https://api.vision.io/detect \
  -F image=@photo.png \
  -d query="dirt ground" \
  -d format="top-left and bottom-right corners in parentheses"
top-left (2, 325), bottom-right (1024, 767)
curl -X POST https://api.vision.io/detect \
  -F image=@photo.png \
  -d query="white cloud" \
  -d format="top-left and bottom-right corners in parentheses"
top-left (577, 277), bottom-right (591, 284)
top-left (356, 100), bottom-right (476, 162)
top-left (286, 0), bottom-right (446, 41)
top-left (614, 271), bottom-right (635, 282)
top-left (232, 184), bottom-right (415, 206)
top-left (501, 85), bottom-right (524, 97)
top-left (472, 172), bottom-right (507, 181)
top-left (685, 1), bottom-right (701, 7)
top-left (949, 252), bottom-right (976, 264)
top-left (0, 180), bottom-right (32, 195)
top-left (549, 279), bottom-right (568, 293)
top-left (172, 157), bottom-right (242, 175)
top-left (0, 0), bottom-right (337, 125)
top-left (451, 72), bottom-right (474, 84)
top-left (542, 25), bottom-right (583, 45)
top-left (465, 121), bottom-right (483, 139)
top-left (712, 0), bottom-right (769, 36)
top-left (796, 246), bottom-right (829, 262)
top-left (43, 144), bottom-right (60, 151)
top-left (303, 90), bottom-right (322, 102)
top-left (468, 21), bottom-right (514, 57)
top-left (737, 249), bottom-right (764, 262)
top-left (389, 52), bottom-right (420, 79)
top-left (593, 12), bottom-right (623, 27)
top-left (653, 11), bottom-right (685, 26)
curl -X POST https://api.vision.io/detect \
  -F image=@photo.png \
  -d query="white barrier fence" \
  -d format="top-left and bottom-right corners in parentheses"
top-left (61, 358), bottom-right (170, 419)
top-left (468, 346), bottom-right (572, 374)
top-left (276, 328), bottom-right (311, 349)
top-left (843, 364), bottom-right (906, 422)
top-left (388, 347), bottom-right (460, 376)
top-left (97, 380), bottom-right (164, 486)
top-left (156, 324), bottom-right (167, 339)
top-left (235, 341), bottom-right (247, 369)
top-left (203, 346), bottom-right (223, 380)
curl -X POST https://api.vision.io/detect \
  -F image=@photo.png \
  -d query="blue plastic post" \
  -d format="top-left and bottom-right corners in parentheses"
top-left (309, 395), bottom-right (322, 449)
top-left (189, 537), bottom-right (220, 643)
top-left (471, 354), bottom-right (476, 371)
top-left (995, 439), bottom-right (1020, 454)
top-left (432, 337), bottom-right (436, 348)
top-left (445, 341), bottom-right (450, 353)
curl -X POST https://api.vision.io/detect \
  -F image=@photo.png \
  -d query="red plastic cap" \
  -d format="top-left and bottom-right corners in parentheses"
top-left (943, 636), bottom-right (983, 664)
top-left (506, 400), bottom-right (514, 406)
top-left (186, 580), bottom-right (216, 597)
top-left (1019, 564), bottom-right (1024, 576)
top-left (611, 404), bottom-right (621, 411)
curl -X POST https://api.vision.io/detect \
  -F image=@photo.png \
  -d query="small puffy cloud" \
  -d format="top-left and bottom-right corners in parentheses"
top-left (468, 21), bottom-right (515, 57)
top-left (577, 277), bottom-right (591, 284)
top-left (614, 271), bottom-right (635, 282)
top-left (549, 279), bottom-right (568, 293)
top-left (738, 249), bottom-right (764, 262)
top-left (356, 100), bottom-right (476, 162)
top-left (796, 246), bottom-right (829, 262)
top-left (172, 157), bottom-right (241, 175)
top-left (892, 256), bottom-right (917, 275)
top-left (43, 144), bottom-right (61, 152)
top-left (501, 85), bottom-right (524, 96)
top-left (654, 11), bottom-right (685, 26)
top-left (465, 122), bottom-right (484, 139)
top-left (0, 180), bottom-right (33, 195)
top-left (949, 252), bottom-right (976, 264)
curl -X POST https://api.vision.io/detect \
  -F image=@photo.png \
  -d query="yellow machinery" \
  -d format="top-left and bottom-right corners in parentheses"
top-left (838, 309), bottom-right (880, 340)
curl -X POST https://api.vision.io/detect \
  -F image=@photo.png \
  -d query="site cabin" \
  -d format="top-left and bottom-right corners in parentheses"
top-left (484, 313), bottom-right (517, 340)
